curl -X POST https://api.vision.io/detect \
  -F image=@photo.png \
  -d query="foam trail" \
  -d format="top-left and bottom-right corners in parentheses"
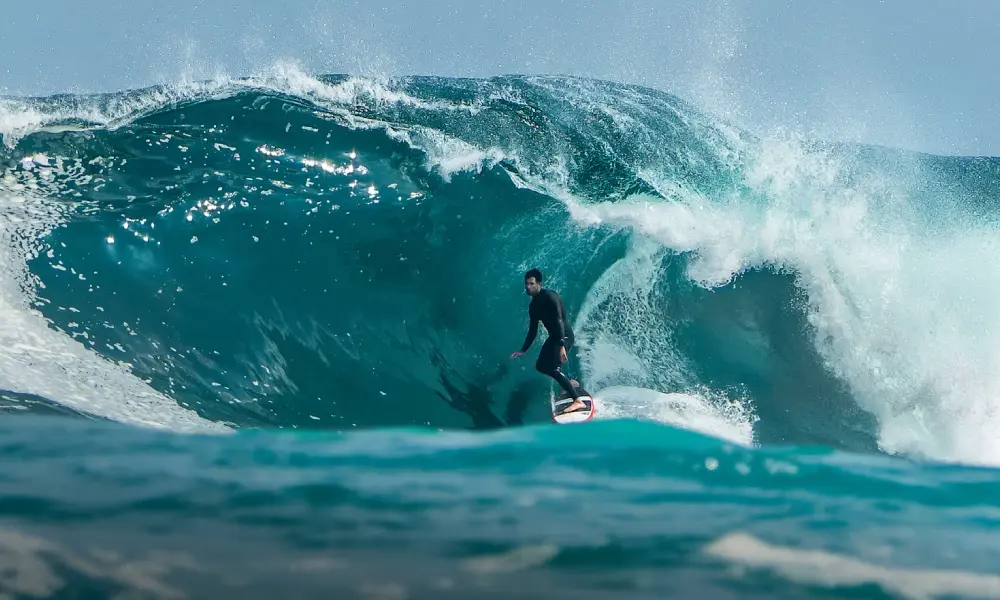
top-left (574, 235), bottom-right (694, 390)
top-left (596, 385), bottom-right (754, 447)
top-left (570, 233), bottom-right (755, 447)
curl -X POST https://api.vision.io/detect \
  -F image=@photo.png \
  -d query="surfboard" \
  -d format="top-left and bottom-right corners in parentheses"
top-left (551, 386), bottom-right (597, 424)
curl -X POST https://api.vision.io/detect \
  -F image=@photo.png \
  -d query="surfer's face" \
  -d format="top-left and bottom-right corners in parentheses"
top-left (524, 277), bottom-right (541, 296)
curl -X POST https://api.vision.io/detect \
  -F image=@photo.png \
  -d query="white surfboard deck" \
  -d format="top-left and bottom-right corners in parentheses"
top-left (550, 387), bottom-right (597, 424)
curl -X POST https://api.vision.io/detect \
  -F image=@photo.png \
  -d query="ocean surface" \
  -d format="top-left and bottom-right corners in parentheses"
top-left (2, 70), bottom-right (1000, 599)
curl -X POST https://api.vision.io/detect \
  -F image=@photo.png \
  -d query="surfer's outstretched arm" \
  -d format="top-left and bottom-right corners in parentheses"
top-left (519, 314), bottom-right (539, 353)
top-left (510, 305), bottom-right (538, 359)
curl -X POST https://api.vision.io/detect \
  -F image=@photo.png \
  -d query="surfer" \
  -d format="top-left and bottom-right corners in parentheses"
top-left (509, 268), bottom-right (586, 415)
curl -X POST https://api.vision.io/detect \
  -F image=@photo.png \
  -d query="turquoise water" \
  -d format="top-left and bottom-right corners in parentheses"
top-left (2, 72), bottom-right (1000, 598)
top-left (3, 416), bottom-right (1000, 599)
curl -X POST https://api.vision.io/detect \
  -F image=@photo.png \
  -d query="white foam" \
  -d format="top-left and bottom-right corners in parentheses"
top-left (705, 532), bottom-right (1000, 600)
top-left (383, 126), bottom-right (507, 181)
top-left (595, 385), bottom-right (754, 447)
top-left (573, 234), bottom-right (694, 390)
top-left (565, 132), bottom-right (1000, 466)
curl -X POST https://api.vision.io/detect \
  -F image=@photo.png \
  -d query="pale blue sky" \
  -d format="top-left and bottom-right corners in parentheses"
top-left (2, 0), bottom-right (998, 156)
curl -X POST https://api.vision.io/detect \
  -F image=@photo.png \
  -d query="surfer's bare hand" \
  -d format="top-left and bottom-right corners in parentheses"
top-left (510, 351), bottom-right (524, 359)
top-left (560, 347), bottom-right (567, 363)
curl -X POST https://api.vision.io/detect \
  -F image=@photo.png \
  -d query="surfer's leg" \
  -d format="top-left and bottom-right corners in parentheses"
top-left (551, 367), bottom-right (588, 415)
top-left (550, 368), bottom-right (580, 399)
top-left (536, 339), bottom-right (581, 401)
top-left (563, 334), bottom-right (579, 388)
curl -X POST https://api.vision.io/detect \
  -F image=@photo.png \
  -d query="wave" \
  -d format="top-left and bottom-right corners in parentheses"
top-left (3, 67), bottom-right (1000, 467)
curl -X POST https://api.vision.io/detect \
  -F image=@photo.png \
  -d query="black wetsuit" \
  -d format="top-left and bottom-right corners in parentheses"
top-left (520, 288), bottom-right (580, 399)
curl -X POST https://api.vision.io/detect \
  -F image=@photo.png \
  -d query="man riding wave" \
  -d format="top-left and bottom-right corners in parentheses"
top-left (509, 268), bottom-right (587, 415)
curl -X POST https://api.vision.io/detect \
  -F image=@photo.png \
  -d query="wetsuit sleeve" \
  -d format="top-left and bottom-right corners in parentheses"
top-left (520, 304), bottom-right (539, 352)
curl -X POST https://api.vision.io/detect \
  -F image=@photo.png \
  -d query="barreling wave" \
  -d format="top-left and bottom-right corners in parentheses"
top-left (4, 67), bottom-right (1000, 466)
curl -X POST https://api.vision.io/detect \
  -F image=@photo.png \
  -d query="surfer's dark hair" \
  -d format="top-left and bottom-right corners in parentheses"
top-left (525, 268), bottom-right (543, 282)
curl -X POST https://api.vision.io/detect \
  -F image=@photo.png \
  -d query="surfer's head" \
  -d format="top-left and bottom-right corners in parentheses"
top-left (524, 268), bottom-right (543, 296)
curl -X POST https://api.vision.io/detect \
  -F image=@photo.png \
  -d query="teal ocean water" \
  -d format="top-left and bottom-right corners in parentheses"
top-left (2, 71), bottom-right (1000, 598)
